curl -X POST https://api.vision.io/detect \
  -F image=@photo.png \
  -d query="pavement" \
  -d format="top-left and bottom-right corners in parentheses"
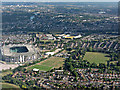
top-left (0, 63), bottom-right (19, 71)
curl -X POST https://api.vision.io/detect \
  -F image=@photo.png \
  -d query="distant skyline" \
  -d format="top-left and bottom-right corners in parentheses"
top-left (1, 0), bottom-right (120, 2)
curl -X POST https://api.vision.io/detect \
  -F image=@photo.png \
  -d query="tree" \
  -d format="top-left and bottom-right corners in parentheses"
top-left (91, 63), bottom-right (97, 68)
top-left (78, 55), bottom-right (82, 60)
top-left (72, 71), bottom-right (78, 77)
top-left (99, 63), bottom-right (106, 68)
top-left (88, 46), bottom-right (93, 52)
top-left (117, 61), bottom-right (120, 66)
top-left (107, 61), bottom-right (110, 67)
top-left (110, 63), bottom-right (115, 68)
top-left (69, 64), bottom-right (74, 71)
top-left (22, 85), bottom-right (27, 89)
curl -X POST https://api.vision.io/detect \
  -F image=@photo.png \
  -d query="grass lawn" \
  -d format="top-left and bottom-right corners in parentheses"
top-left (0, 83), bottom-right (20, 88)
top-left (28, 65), bottom-right (52, 71)
top-left (27, 57), bottom-right (65, 71)
top-left (83, 52), bottom-right (110, 64)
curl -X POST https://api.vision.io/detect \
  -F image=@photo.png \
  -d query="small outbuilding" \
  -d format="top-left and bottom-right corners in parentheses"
top-left (33, 68), bottom-right (39, 72)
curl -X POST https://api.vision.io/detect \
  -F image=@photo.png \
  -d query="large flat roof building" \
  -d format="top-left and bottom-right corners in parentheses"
top-left (2, 44), bottom-right (38, 63)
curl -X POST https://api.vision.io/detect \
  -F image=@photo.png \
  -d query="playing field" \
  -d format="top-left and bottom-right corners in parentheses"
top-left (0, 83), bottom-right (20, 88)
top-left (83, 52), bottom-right (109, 64)
top-left (27, 57), bottom-right (65, 71)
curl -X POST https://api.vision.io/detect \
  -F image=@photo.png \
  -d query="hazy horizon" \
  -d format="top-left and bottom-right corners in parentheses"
top-left (1, 0), bottom-right (120, 2)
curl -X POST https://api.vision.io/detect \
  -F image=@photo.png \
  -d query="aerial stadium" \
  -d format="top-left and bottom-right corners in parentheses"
top-left (1, 44), bottom-right (38, 63)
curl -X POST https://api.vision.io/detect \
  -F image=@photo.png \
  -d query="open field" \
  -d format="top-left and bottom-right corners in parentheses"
top-left (28, 65), bottom-right (52, 71)
top-left (0, 83), bottom-right (20, 89)
top-left (27, 57), bottom-right (65, 71)
top-left (83, 52), bottom-right (110, 64)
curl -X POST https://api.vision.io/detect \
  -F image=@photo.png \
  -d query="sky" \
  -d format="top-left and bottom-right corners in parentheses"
top-left (1, 0), bottom-right (120, 2)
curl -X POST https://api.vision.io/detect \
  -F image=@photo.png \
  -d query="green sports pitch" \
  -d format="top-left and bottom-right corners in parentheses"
top-left (27, 57), bottom-right (65, 71)
top-left (83, 52), bottom-right (110, 64)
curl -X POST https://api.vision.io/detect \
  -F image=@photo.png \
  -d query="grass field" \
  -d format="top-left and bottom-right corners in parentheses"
top-left (0, 83), bottom-right (20, 88)
top-left (83, 52), bottom-right (110, 64)
top-left (40, 40), bottom-right (55, 43)
top-left (27, 57), bottom-right (65, 71)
